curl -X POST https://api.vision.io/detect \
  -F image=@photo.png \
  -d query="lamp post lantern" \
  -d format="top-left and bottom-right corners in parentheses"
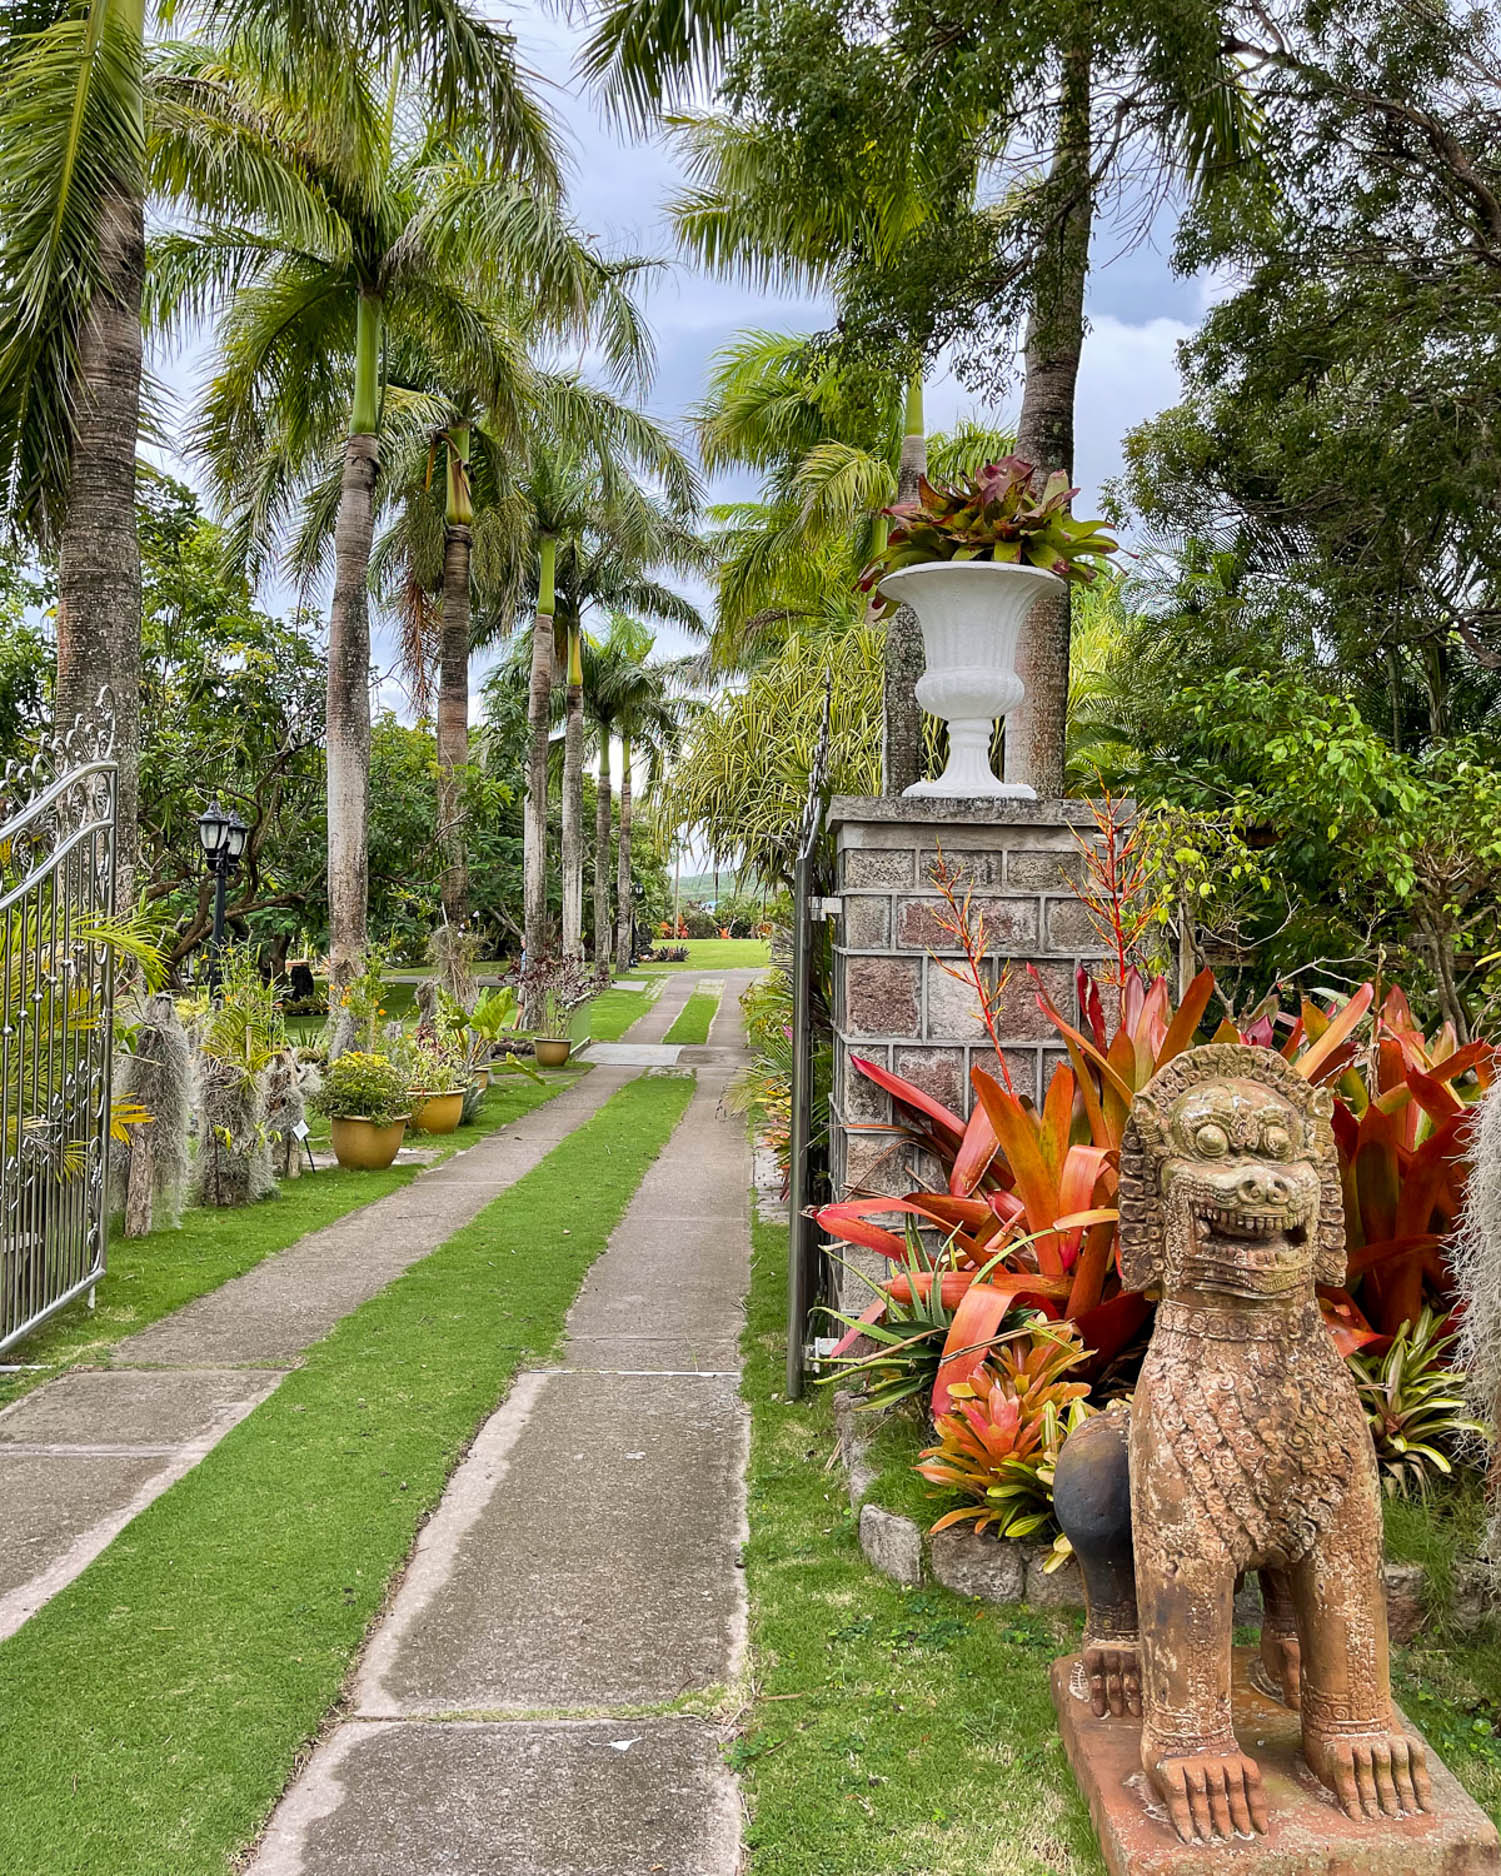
top-left (197, 801), bottom-right (248, 994)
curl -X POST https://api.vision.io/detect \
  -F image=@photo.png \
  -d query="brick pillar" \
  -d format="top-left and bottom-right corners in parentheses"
top-left (828, 797), bottom-right (1110, 1305)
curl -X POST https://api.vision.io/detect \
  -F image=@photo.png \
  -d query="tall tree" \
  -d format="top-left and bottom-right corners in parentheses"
top-left (0, 0), bottom-right (559, 907)
top-left (170, 59), bottom-right (659, 982)
top-left (484, 441), bottom-right (699, 986)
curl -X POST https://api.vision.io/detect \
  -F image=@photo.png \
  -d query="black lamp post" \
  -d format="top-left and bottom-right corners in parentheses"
top-left (197, 801), bottom-right (248, 994)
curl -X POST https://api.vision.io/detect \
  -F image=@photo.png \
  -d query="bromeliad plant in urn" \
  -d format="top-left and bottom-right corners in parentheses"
top-left (859, 458), bottom-right (1118, 800)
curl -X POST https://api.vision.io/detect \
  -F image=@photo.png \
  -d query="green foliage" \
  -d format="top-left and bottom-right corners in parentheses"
top-left (1131, 669), bottom-right (1501, 1031)
top-left (467, 986), bottom-right (520, 1046)
top-left (309, 1051), bottom-right (410, 1127)
top-left (1352, 1308), bottom-right (1493, 1500)
top-left (860, 460), bottom-right (1118, 594)
top-left (189, 948), bottom-right (283, 1087)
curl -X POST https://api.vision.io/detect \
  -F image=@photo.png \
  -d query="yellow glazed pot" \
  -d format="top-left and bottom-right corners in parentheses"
top-left (534, 1038), bottom-right (572, 1069)
top-left (409, 1090), bottom-right (464, 1135)
top-left (329, 1115), bottom-right (408, 1171)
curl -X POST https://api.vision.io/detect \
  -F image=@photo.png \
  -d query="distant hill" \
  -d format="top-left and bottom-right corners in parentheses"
top-left (674, 869), bottom-right (742, 902)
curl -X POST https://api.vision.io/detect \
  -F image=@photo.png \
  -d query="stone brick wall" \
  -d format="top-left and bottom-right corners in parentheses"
top-left (829, 798), bottom-right (1111, 1277)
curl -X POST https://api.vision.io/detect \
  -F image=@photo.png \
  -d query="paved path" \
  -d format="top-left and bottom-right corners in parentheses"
top-left (0, 1067), bottom-right (632, 1641)
top-left (248, 1010), bottom-right (754, 1875)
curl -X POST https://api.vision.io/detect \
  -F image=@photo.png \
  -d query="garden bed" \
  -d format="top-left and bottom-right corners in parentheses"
top-left (832, 1387), bottom-right (1500, 1641)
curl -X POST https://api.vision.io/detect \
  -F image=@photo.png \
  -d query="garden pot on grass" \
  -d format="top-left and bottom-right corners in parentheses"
top-left (410, 1090), bottom-right (464, 1134)
top-left (876, 560), bottom-right (1065, 800)
top-left (329, 1114), bottom-right (408, 1171)
top-left (471, 1065), bottom-right (492, 1091)
top-left (534, 1038), bottom-right (572, 1069)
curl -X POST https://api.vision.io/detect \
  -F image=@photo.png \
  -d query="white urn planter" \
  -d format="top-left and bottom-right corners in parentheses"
top-left (878, 559), bottom-right (1066, 800)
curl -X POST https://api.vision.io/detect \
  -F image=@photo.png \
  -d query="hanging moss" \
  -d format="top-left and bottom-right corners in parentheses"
top-left (1453, 1084), bottom-right (1501, 1558)
top-left (117, 993), bottom-right (192, 1236)
top-left (261, 1047), bottom-right (308, 1182)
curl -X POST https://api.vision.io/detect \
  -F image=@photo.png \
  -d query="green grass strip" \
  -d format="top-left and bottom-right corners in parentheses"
top-left (738, 1210), bottom-right (1105, 1875)
top-left (644, 939), bottom-right (769, 970)
top-left (665, 986), bottom-right (721, 1045)
top-left (575, 982), bottom-right (656, 1042)
top-left (0, 1070), bottom-right (694, 1876)
top-left (0, 1072), bottom-right (576, 1410)
top-left (738, 1215), bottom-right (1501, 1869)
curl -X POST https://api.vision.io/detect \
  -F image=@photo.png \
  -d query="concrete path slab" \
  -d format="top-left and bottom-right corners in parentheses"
top-left (357, 1368), bottom-right (744, 1715)
top-left (0, 1365), bottom-right (271, 1447)
top-left (250, 1718), bottom-right (740, 1876)
top-left (247, 992), bottom-right (756, 1875)
top-left (114, 1069), bottom-right (632, 1370)
top-left (575, 1042), bottom-right (682, 1067)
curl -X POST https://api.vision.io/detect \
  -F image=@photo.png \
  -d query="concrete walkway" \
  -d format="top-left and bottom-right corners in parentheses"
top-left (0, 1067), bottom-right (632, 1641)
top-left (248, 1019), bottom-right (754, 1874)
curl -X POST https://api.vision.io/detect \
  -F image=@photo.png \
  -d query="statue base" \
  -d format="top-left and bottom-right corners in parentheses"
top-left (1052, 1649), bottom-right (1501, 1875)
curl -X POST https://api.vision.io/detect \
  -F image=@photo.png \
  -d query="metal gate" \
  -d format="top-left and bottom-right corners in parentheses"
top-left (1, 699), bottom-right (118, 1354)
top-left (785, 676), bottom-right (833, 1399)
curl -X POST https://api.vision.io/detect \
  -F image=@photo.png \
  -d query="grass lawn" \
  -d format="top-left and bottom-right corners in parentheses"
top-left (0, 1070), bottom-right (694, 1876)
top-left (644, 937), bottom-right (769, 971)
top-left (665, 986), bottom-right (721, 1045)
top-left (738, 1211), bottom-right (1103, 1876)
top-left (574, 980), bottom-right (658, 1042)
top-left (738, 1215), bottom-right (1501, 1870)
top-left (0, 1071), bottom-right (578, 1410)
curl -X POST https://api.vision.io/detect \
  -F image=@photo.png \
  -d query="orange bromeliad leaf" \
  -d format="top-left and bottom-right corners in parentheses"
top-left (950, 1098), bottom-right (999, 1196)
top-left (931, 1277), bottom-right (1070, 1415)
top-left (1294, 982), bottom-right (1375, 1082)
top-left (971, 1067), bottom-right (1067, 1276)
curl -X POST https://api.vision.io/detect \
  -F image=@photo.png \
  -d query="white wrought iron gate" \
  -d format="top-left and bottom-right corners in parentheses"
top-left (0, 703), bottom-right (118, 1354)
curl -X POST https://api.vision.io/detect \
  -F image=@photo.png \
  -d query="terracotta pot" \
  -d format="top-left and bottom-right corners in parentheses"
top-left (534, 1037), bottom-right (572, 1069)
top-left (409, 1090), bottom-right (465, 1134)
top-left (876, 560), bottom-right (1065, 801)
top-left (329, 1114), bottom-right (408, 1171)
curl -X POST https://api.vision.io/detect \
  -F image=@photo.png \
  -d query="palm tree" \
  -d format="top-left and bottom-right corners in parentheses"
top-left (693, 330), bottom-right (1010, 679)
top-left (486, 444), bottom-right (701, 984)
top-left (666, 104), bottom-right (987, 790)
top-left (596, 630), bottom-right (696, 970)
top-left (168, 60), bottom-right (655, 983)
top-left (580, 0), bottom-right (1256, 800)
top-left (0, 1), bottom-right (555, 908)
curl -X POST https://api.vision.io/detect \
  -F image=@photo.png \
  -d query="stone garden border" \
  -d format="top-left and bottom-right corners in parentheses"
top-left (833, 1392), bottom-right (1499, 1637)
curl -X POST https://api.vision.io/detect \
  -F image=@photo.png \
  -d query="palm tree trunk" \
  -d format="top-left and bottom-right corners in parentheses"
top-left (593, 727), bottom-right (613, 980)
top-left (1006, 30), bottom-right (1094, 802)
top-left (524, 534), bottom-right (557, 1013)
top-left (55, 184), bottom-right (144, 912)
top-left (561, 618), bottom-right (584, 961)
top-left (882, 374), bottom-right (926, 797)
top-left (614, 733), bottom-right (634, 971)
top-left (436, 423), bottom-right (472, 926)
top-left (326, 292), bottom-right (382, 986)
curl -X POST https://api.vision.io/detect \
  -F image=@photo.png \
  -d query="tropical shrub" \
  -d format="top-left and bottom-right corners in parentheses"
top-left (643, 944), bottom-right (690, 962)
top-left (1351, 1308), bottom-right (1492, 1499)
top-left (730, 967), bottom-right (830, 1180)
top-left (858, 457), bottom-right (1118, 594)
top-left (916, 1326), bottom-right (1093, 1558)
top-left (520, 956), bottom-right (593, 1039)
top-left (309, 1052), bottom-right (409, 1127)
top-left (468, 986), bottom-right (521, 1049)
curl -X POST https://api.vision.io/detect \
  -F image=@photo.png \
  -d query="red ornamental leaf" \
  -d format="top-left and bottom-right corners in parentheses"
top-left (951, 1099), bottom-right (1000, 1196)
top-left (850, 1053), bottom-right (965, 1146)
top-left (932, 1276), bottom-right (1066, 1416)
top-left (1295, 983), bottom-right (1376, 1082)
top-left (812, 1202), bottom-right (907, 1262)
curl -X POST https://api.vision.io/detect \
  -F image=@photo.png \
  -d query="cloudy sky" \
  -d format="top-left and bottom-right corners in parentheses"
top-left (155, 1), bottom-right (1216, 696)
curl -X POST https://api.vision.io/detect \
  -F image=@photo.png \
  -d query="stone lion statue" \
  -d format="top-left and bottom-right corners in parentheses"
top-left (1055, 1043), bottom-right (1432, 1844)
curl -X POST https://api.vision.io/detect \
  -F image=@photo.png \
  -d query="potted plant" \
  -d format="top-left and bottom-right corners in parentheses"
top-left (310, 1051), bottom-right (410, 1170)
top-left (521, 957), bottom-right (592, 1068)
top-left (467, 986), bottom-right (522, 1084)
top-left (406, 1032), bottom-right (469, 1135)
top-left (858, 458), bottom-right (1117, 799)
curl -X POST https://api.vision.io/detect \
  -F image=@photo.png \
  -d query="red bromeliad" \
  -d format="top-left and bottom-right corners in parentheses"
top-left (818, 965), bottom-right (1494, 1415)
